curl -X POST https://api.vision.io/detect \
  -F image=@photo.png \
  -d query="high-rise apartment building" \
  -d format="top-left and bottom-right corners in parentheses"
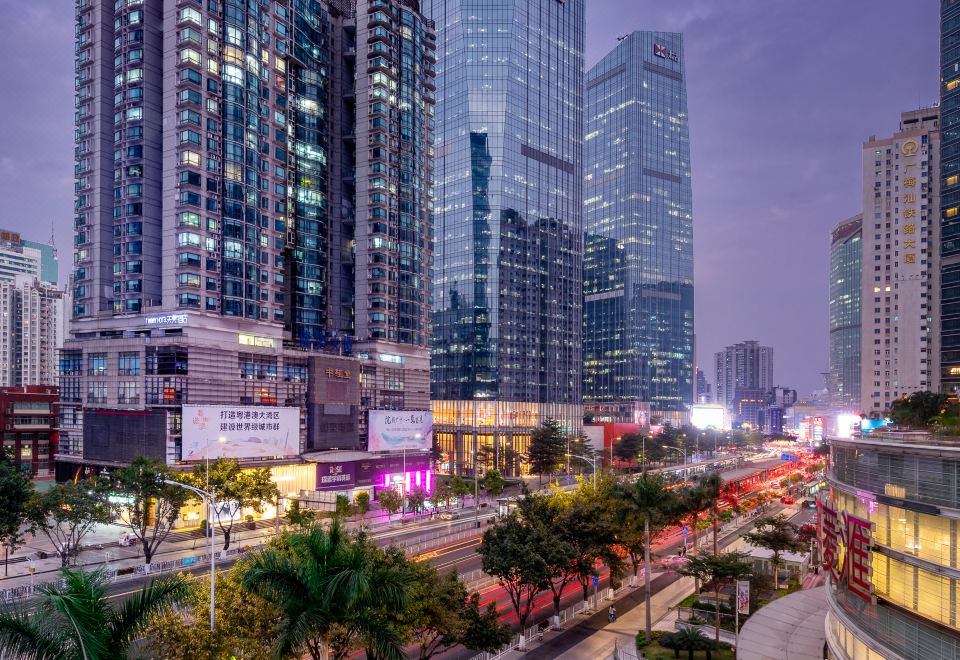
top-left (427, 0), bottom-right (585, 476)
top-left (829, 214), bottom-right (862, 409)
top-left (64, 0), bottom-right (434, 467)
top-left (0, 231), bottom-right (63, 387)
top-left (860, 108), bottom-right (940, 415)
top-left (714, 340), bottom-right (773, 414)
top-left (941, 0), bottom-right (960, 395)
top-left (582, 31), bottom-right (694, 417)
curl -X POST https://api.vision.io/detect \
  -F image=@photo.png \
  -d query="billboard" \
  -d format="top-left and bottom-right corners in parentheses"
top-left (690, 405), bottom-right (725, 430)
top-left (182, 405), bottom-right (300, 460)
top-left (367, 410), bottom-right (432, 452)
top-left (83, 409), bottom-right (168, 463)
top-left (582, 426), bottom-right (604, 452)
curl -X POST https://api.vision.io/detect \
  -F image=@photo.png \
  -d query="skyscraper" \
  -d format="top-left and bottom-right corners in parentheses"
top-left (64, 0), bottom-right (434, 465)
top-left (941, 0), bottom-right (960, 395)
top-left (860, 108), bottom-right (940, 415)
top-left (714, 340), bottom-right (773, 415)
top-left (427, 0), bottom-right (585, 475)
top-left (0, 231), bottom-right (63, 387)
top-left (582, 31), bottom-right (694, 420)
top-left (828, 214), bottom-right (862, 409)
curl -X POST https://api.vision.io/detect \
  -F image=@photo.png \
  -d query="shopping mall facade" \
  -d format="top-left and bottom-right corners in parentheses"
top-left (824, 431), bottom-right (960, 659)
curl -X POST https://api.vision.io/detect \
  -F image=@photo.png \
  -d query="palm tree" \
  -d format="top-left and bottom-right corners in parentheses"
top-left (0, 566), bottom-right (187, 660)
top-left (613, 474), bottom-right (680, 642)
top-left (696, 472), bottom-right (723, 555)
top-left (681, 484), bottom-right (712, 553)
top-left (743, 514), bottom-right (808, 588)
top-left (242, 521), bottom-right (411, 660)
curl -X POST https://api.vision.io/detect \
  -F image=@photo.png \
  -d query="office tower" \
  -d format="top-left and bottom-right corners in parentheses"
top-left (713, 340), bottom-right (773, 414)
top-left (942, 1), bottom-right (960, 395)
top-left (829, 214), bottom-right (862, 409)
top-left (0, 231), bottom-right (63, 387)
top-left (64, 0), bottom-right (434, 468)
top-left (427, 0), bottom-right (585, 475)
top-left (860, 108), bottom-right (940, 415)
top-left (582, 31), bottom-right (694, 419)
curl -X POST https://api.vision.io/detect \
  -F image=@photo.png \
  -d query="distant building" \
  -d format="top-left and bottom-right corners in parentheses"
top-left (714, 341), bottom-right (773, 415)
top-left (732, 387), bottom-right (767, 429)
top-left (860, 108), bottom-right (940, 415)
top-left (695, 368), bottom-right (712, 403)
top-left (829, 215), bottom-right (862, 409)
top-left (0, 232), bottom-right (62, 387)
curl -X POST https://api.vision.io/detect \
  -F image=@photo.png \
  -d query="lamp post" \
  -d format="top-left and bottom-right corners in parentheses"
top-left (663, 445), bottom-right (686, 468)
top-left (164, 479), bottom-right (216, 632)
top-left (567, 454), bottom-right (597, 495)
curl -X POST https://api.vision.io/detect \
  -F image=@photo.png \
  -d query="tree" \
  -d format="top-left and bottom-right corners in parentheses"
top-left (612, 433), bottom-right (644, 463)
top-left (526, 418), bottom-right (566, 487)
top-left (0, 448), bottom-right (32, 576)
top-left (407, 486), bottom-right (428, 515)
top-left (378, 488), bottom-right (403, 522)
top-left (242, 522), bottom-right (411, 660)
top-left (0, 566), bottom-right (187, 660)
top-left (660, 627), bottom-right (716, 660)
top-left (696, 472), bottom-right (724, 556)
top-left (145, 559), bottom-right (281, 659)
top-left (678, 551), bottom-right (753, 642)
top-left (614, 474), bottom-right (681, 641)
top-left (477, 513), bottom-right (552, 649)
top-left (516, 492), bottom-right (577, 624)
top-left (889, 391), bottom-right (948, 427)
top-left (335, 494), bottom-right (353, 518)
top-left (428, 482), bottom-right (452, 512)
top-left (113, 456), bottom-right (190, 565)
top-left (482, 468), bottom-right (505, 496)
top-left (185, 458), bottom-right (277, 552)
top-left (25, 479), bottom-right (113, 567)
top-left (355, 491), bottom-right (371, 515)
top-left (502, 446), bottom-right (523, 476)
top-left (287, 499), bottom-right (317, 528)
top-left (449, 475), bottom-right (470, 508)
top-left (393, 562), bottom-right (510, 659)
top-left (743, 514), bottom-right (808, 588)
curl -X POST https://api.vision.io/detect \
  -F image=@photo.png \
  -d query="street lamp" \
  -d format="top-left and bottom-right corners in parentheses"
top-left (164, 479), bottom-right (216, 632)
top-left (567, 454), bottom-right (597, 495)
top-left (663, 445), bottom-right (687, 467)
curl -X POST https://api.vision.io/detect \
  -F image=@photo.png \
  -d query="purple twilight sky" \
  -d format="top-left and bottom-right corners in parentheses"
top-left (0, 0), bottom-right (940, 396)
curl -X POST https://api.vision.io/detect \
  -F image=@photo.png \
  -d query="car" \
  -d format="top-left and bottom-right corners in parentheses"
top-left (802, 499), bottom-right (817, 509)
top-left (780, 496), bottom-right (795, 504)
top-left (656, 555), bottom-right (690, 569)
top-left (438, 512), bottom-right (455, 520)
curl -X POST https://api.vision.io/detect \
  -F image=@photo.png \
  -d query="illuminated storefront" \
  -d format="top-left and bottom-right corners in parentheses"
top-left (824, 431), bottom-right (960, 659)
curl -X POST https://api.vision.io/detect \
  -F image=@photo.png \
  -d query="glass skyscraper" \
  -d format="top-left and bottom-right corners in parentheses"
top-left (942, 0), bottom-right (960, 395)
top-left (828, 215), bottom-right (861, 409)
top-left (582, 31), bottom-right (694, 415)
top-left (427, 0), bottom-right (585, 475)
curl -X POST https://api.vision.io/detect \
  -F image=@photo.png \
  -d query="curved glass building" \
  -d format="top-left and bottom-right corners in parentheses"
top-left (828, 215), bottom-right (861, 409)
top-left (825, 431), bottom-right (960, 659)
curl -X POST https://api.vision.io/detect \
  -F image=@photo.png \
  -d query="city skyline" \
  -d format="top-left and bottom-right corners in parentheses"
top-left (0, 0), bottom-right (940, 395)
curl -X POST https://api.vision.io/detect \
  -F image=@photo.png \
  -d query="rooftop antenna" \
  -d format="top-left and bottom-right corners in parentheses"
top-left (49, 221), bottom-right (57, 257)
top-left (617, 34), bottom-right (627, 41)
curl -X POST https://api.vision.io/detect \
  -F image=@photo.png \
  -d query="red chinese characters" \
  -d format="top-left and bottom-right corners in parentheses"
top-left (840, 511), bottom-right (875, 603)
top-left (818, 498), bottom-right (875, 603)
top-left (818, 499), bottom-right (840, 581)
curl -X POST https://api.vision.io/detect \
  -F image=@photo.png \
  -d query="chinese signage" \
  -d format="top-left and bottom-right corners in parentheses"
top-left (368, 410), bottom-right (433, 452)
top-left (819, 497), bottom-right (875, 603)
top-left (654, 43), bottom-right (680, 62)
top-left (316, 462), bottom-right (356, 490)
top-left (900, 138), bottom-right (921, 269)
top-left (182, 405), bottom-right (300, 460)
top-left (324, 367), bottom-right (352, 380)
top-left (145, 313), bottom-right (188, 326)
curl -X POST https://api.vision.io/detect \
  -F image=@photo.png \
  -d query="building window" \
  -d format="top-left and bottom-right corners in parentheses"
top-left (87, 382), bottom-right (108, 404)
top-left (117, 382), bottom-right (140, 404)
top-left (118, 351), bottom-right (140, 376)
top-left (87, 353), bottom-right (107, 376)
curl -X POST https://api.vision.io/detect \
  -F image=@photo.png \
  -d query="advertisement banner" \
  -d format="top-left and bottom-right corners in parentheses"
top-left (737, 580), bottom-right (750, 615)
top-left (182, 405), bottom-right (300, 460)
top-left (316, 462), bottom-right (357, 490)
top-left (368, 411), bottom-right (433, 452)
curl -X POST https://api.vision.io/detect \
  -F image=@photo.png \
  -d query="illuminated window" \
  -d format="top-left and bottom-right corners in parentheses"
top-left (948, 79), bottom-right (960, 91)
top-left (947, 175), bottom-right (959, 186)
top-left (946, 207), bottom-right (958, 219)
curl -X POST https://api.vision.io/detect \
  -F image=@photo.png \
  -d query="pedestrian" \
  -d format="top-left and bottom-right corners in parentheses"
top-left (608, 606), bottom-right (617, 623)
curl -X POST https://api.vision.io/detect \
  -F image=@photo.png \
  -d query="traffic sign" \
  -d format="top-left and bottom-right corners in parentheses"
top-left (682, 525), bottom-right (689, 534)
top-left (592, 575), bottom-right (599, 587)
